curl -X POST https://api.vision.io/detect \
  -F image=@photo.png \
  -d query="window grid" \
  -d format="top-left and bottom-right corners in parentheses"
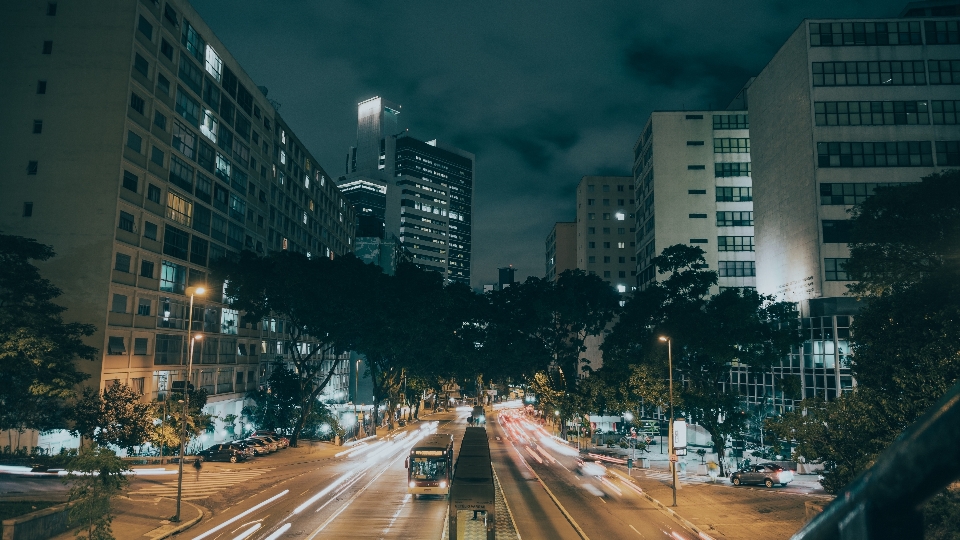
top-left (936, 141), bottom-right (960, 166)
top-left (825, 258), bottom-right (850, 281)
top-left (929, 60), bottom-right (960, 85)
top-left (712, 114), bottom-right (748, 129)
top-left (718, 261), bottom-right (756, 277)
top-left (717, 236), bottom-right (755, 252)
top-left (932, 100), bottom-right (960, 124)
top-left (809, 21), bottom-right (921, 46)
top-left (925, 20), bottom-right (960, 45)
top-left (815, 101), bottom-right (929, 126)
top-left (714, 162), bottom-right (751, 177)
top-left (817, 141), bottom-right (933, 167)
top-left (716, 187), bottom-right (752, 202)
top-left (714, 138), bottom-right (750, 153)
top-left (819, 182), bottom-right (907, 205)
top-left (717, 211), bottom-right (754, 226)
top-left (812, 61), bottom-right (926, 86)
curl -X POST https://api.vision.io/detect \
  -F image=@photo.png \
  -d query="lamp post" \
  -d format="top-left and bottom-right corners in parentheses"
top-left (355, 358), bottom-right (362, 437)
top-left (173, 286), bottom-right (205, 523)
top-left (659, 335), bottom-right (677, 507)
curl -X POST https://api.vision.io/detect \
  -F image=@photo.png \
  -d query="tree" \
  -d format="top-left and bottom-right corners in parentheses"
top-left (770, 171), bottom-right (960, 494)
top-left (242, 360), bottom-right (303, 433)
top-left (216, 251), bottom-right (382, 446)
top-left (602, 245), bottom-right (801, 476)
top-left (65, 445), bottom-right (129, 540)
top-left (72, 383), bottom-right (152, 452)
top-left (0, 233), bottom-right (97, 438)
top-left (149, 389), bottom-right (214, 454)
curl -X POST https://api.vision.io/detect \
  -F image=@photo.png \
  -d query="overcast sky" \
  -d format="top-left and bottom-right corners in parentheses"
top-left (191, 0), bottom-right (907, 287)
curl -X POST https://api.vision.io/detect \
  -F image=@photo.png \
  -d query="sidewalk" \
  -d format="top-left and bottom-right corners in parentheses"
top-left (48, 496), bottom-right (205, 540)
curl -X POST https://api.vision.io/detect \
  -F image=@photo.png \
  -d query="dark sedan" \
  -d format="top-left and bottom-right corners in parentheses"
top-left (196, 443), bottom-right (248, 463)
top-left (730, 463), bottom-right (794, 488)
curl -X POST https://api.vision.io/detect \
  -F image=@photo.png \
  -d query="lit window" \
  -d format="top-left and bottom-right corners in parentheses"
top-left (201, 110), bottom-right (218, 142)
top-left (617, 285), bottom-right (626, 293)
top-left (204, 45), bottom-right (222, 82)
top-left (618, 242), bottom-right (625, 249)
top-left (280, 150), bottom-right (286, 164)
top-left (615, 212), bottom-right (625, 220)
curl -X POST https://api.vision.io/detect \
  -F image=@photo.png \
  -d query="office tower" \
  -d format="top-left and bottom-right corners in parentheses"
top-left (340, 98), bottom-right (475, 285)
top-left (574, 176), bottom-right (637, 293)
top-left (748, 6), bottom-right (960, 400)
top-left (498, 266), bottom-right (517, 290)
top-left (545, 222), bottom-right (576, 281)
top-left (633, 111), bottom-right (755, 293)
top-left (0, 0), bottom-right (355, 450)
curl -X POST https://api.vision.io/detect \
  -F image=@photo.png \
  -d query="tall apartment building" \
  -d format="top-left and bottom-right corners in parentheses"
top-left (545, 222), bottom-right (576, 280)
top-left (575, 176), bottom-right (637, 293)
top-left (633, 111), bottom-right (755, 293)
top-left (339, 97), bottom-right (475, 285)
top-left (0, 0), bottom-right (355, 450)
top-left (748, 8), bottom-right (960, 401)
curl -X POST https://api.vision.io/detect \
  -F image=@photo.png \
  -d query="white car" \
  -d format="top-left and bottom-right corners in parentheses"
top-left (575, 458), bottom-right (608, 477)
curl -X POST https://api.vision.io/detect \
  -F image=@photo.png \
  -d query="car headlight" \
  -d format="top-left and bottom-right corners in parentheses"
top-left (439, 481), bottom-right (447, 488)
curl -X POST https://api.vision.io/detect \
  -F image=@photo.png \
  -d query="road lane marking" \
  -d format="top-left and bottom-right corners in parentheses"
top-left (629, 524), bottom-right (645, 537)
top-left (191, 489), bottom-right (288, 540)
top-left (598, 497), bottom-right (606, 503)
top-left (232, 523), bottom-right (260, 540)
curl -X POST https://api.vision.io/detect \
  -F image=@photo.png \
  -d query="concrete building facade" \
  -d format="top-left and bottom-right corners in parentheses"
top-left (0, 0), bottom-right (355, 451)
top-left (633, 111), bottom-right (756, 293)
top-left (748, 12), bottom-right (960, 400)
top-left (575, 176), bottom-right (637, 293)
top-left (545, 222), bottom-right (576, 281)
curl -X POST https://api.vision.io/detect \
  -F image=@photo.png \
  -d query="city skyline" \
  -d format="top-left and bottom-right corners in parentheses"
top-left (190, 0), bottom-right (908, 287)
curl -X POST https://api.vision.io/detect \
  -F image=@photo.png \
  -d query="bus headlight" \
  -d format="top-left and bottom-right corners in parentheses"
top-left (439, 481), bottom-right (447, 488)
top-left (409, 481), bottom-right (417, 488)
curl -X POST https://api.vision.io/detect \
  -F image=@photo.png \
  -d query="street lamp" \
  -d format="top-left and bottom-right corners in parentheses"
top-left (173, 285), bottom-right (205, 523)
top-left (355, 358), bottom-right (362, 437)
top-left (659, 335), bottom-right (678, 507)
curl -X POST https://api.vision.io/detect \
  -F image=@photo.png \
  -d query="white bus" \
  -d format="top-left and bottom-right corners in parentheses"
top-left (405, 434), bottom-right (454, 499)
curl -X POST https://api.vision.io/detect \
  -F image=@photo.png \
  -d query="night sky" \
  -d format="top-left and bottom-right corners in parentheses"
top-left (190, 0), bottom-right (907, 288)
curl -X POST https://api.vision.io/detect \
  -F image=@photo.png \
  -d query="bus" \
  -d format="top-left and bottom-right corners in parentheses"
top-left (406, 433), bottom-right (454, 499)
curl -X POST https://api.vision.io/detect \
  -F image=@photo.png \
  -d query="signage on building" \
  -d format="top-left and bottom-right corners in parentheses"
top-left (673, 418), bottom-right (687, 456)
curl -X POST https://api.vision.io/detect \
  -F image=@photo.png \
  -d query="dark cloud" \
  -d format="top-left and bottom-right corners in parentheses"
top-left (191, 0), bottom-right (908, 287)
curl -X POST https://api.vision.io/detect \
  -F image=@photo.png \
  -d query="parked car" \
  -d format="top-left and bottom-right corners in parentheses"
top-left (242, 438), bottom-right (273, 455)
top-left (227, 441), bottom-right (256, 459)
top-left (254, 430), bottom-right (290, 448)
top-left (575, 458), bottom-right (608, 477)
top-left (251, 436), bottom-right (280, 452)
top-left (257, 436), bottom-right (284, 450)
top-left (730, 463), bottom-right (794, 488)
top-left (196, 444), bottom-right (248, 463)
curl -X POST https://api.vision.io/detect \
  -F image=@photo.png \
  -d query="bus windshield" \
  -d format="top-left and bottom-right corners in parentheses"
top-left (410, 457), bottom-right (448, 481)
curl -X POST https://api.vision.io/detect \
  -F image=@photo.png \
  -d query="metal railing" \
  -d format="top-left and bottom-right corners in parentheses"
top-left (791, 379), bottom-right (960, 540)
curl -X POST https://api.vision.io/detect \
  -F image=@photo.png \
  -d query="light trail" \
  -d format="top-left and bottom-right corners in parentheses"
top-left (191, 490), bottom-right (288, 540)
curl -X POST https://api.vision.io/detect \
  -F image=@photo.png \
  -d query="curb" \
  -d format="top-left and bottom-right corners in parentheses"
top-left (141, 499), bottom-right (205, 540)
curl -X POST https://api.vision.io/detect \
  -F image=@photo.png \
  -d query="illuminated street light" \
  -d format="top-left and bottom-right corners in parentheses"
top-left (659, 335), bottom-right (678, 507)
top-left (174, 286), bottom-right (205, 522)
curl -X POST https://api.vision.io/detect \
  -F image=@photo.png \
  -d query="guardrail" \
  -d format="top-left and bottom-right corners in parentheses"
top-left (791, 379), bottom-right (960, 540)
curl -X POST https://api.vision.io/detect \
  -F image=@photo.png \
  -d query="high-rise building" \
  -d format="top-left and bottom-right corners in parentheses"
top-left (0, 0), bottom-right (355, 450)
top-left (339, 98), bottom-right (475, 285)
top-left (574, 176), bottom-right (637, 293)
top-left (498, 266), bottom-right (517, 290)
top-left (748, 7), bottom-right (960, 400)
top-left (545, 222), bottom-right (576, 281)
top-left (633, 111), bottom-right (755, 293)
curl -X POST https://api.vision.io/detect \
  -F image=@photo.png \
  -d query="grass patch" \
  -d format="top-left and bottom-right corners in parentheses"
top-left (0, 501), bottom-right (61, 521)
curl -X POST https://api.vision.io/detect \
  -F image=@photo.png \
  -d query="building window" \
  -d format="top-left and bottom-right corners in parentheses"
top-left (713, 114), bottom-right (748, 129)
top-left (138, 15), bottom-right (154, 40)
top-left (154, 111), bottom-right (167, 130)
top-left (588, 256), bottom-right (596, 263)
top-left (27, 161), bottom-right (38, 175)
top-left (205, 45), bottom-right (222, 82)
top-left (144, 221), bottom-right (158, 241)
top-left (619, 271), bottom-right (626, 278)
top-left (716, 211), bottom-right (753, 226)
top-left (689, 213), bottom-right (708, 219)
top-left (133, 339), bottom-right (148, 356)
top-left (181, 21), bottom-right (205, 63)
top-left (175, 87), bottom-right (200, 126)
top-left (812, 61), bottom-right (926, 86)
top-left (686, 141), bottom-right (704, 146)
top-left (688, 189), bottom-right (706, 195)
top-left (932, 100), bottom-right (960, 124)
top-left (118, 211), bottom-right (135, 232)
top-left (151, 146), bottom-right (165, 167)
top-left (717, 236), bottom-right (754, 251)
top-left (134, 54), bottom-right (149, 77)
top-left (817, 141), bottom-right (933, 167)
top-left (587, 198), bottom-right (595, 205)
top-left (36, 80), bottom-right (47, 94)
top-left (714, 138), bottom-right (750, 153)
top-left (107, 337), bottom-right (126, 355)
top-left (822, 220), bottom-right (853, 243)
top-left (147, 184), bottom-right (161, 204)
top-left (929, 60), bottom-right (960, 85)
top-left (825, 258), bottom-right (850, 281)
top-left (160, 38), bottom-right (174, 60)
top-left (115, 252), bottom-right (132, 272)
top-left (936, 141), bottom-right (960, 166)
top-left (815, 101), bottom-right (929, 126)
top-left (23, 202), bottom-right (33, 217)
top-left (121, 170), bottom-right (138, 193)
top-left (157, 73), bottom-right (171, 95)
top-left (42, 40), bottom-right (52, 54)
top-left (618, 256), bottom-right (626, 263)
top-left (111, 294), bottom-right (127, 313)
top-left (688, 165), bottom-right (705, 170)
top-left (719, 261), bottom-right (756, 277)
top-left (588, 242), bottom-right (596, 248)
top-left (47, 3), bottom-right (57, 15)
top-left (140, 259), bottom-right (154, 278)
top-left (618, 228), bottom-right (625, 234)
top-left (603, 271), bottom-right (611, 278)
top-left (166, 192), bottom-right (193, 226)
top-left (169, 155), bottom-right (194, 191)
top-left (160, 260), bottom-right (187, 294)
top-left (809, 21), bottom-right (921, 47)
top-left (602, 213), bottom-right (611, 220)
top-left (603, 242), bottom-right (611, 248)
top-left (685, 114), bottom-right (703, 119)
top-left (33, 120), bottom-right (43, 134)
top-left (163, 225), bottom-right (190, 260)
top-left (714, 162), bottom-right (751, 177)
top-left (603, 256), bottom-right (611, 263)
top-left (820, 182), bottom-right (905, 205)
top-left (690, 238), bottom-right (708, 244)
top-left (172, 120), bottom-right (197, 159)
top-left (925, 21), bottom-right (960, 45)
top-left (126, 131), bottom-right (142, 153)
top-left (716, 187), bottom-right (752, 202)
top-left (190, 236), bottom-right (208, 265)
top-left (587, 227), bottom-right (595, 234)
top-left (587, 213), bottom-right (595, 220)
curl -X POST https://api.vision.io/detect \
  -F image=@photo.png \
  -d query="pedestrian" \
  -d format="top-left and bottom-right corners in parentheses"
top-left (193, 457), bottom-right (202, 481)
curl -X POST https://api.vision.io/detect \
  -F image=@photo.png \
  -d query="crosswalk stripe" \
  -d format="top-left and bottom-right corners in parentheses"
top-left (129, 468), bottom-right (274, 500)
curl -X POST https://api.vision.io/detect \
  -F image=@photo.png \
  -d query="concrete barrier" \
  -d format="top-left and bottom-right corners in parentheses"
top-left (1, 502), bottom-right (72, 540)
